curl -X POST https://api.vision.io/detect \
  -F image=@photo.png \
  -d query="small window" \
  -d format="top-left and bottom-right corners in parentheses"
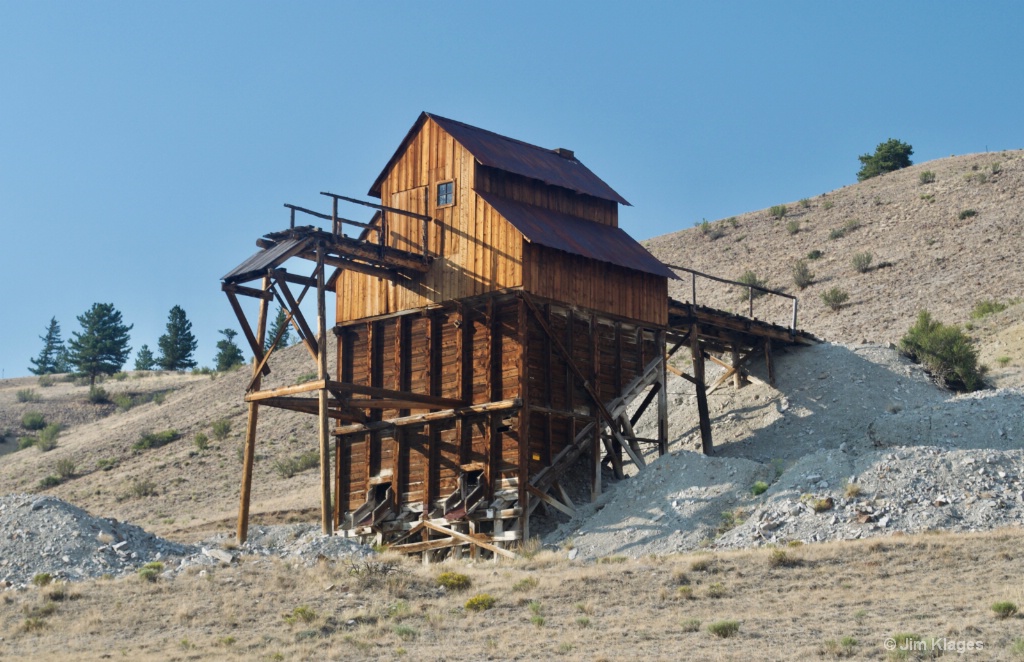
top-left (436, 180), bottom-right (454, 207)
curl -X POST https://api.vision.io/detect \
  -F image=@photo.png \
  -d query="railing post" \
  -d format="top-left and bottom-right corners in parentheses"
top-left (791, 299), bottom-right (798, 330)
top-left (691, 272), bottom-right (696, 305)
top-left (290, 207), bottom-right (295, 229)
top-left (332, 197), bottom-right (339, 236)
top-left (748, 287), bottom-right (753, 317)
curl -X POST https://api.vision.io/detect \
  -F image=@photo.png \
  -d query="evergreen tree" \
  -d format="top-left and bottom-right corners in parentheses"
top-left (66, 303), bottom-right (133, 385)
top-left (264, 306), bottom-right (291, 350)
top-left (856, 138), bottom-right (913, 181)
top-left (29, 317), bottom-right (66, 375)
top-left (214, 329), bottom-right (245, 372)
top-left (134, 344), bottom-right (156, 371)
top-left (157, 305), bottom-right (198, 371)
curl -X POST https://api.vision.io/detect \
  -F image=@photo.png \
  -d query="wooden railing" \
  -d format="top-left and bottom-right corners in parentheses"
top-left (664, 263), bottom-right (799, 330)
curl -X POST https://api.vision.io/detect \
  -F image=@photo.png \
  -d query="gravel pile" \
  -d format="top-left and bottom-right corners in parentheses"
top-left (548, 342), bottom-right (1024, 559)
top-left (0, 495), bottom-right (371, 589)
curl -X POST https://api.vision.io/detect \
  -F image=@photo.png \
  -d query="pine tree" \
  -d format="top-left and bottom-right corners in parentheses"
top-left (157, 305), bottom-right (198, 371)
top-left (66, 303), bottom-right (133, 386)
top-left (214, 329), bottom-right (245, 372)
top-left (134, 344), bottom-right (156, 371)
top-left (29, 317), bottom-right (66, 375)
top-left (264, 306), bottom-right (291, 350)
top-left (856, 138), bottom-right (913, 181)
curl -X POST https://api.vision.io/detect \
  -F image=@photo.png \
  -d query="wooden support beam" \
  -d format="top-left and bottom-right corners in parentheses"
top-left (316, 243), bottom-right (332, 536)
top-left (334, 399), bottom-right (520, 436)
top-left (590, 419), bottom-right (601, 502)
top-left (765, 338), bottom-right (776, 386)
top-left (421, 520), bottom-right (517, 559)
top-left (517, 296), bottom-right (531, 543)
top-left (656, 329), bottom-right (669, 456)
top-left (273, 272), bottom-right (319, 360)
top-left (690, 323), bottom-right (713, 455)
top-left (237, 276), bottom-right (270, 544)
top-left (526, 484), bottom-right (575, 518)
top-left (247, 381), bottom-right (464, 409)
top-left (223, 288), bottom-right (270, 377)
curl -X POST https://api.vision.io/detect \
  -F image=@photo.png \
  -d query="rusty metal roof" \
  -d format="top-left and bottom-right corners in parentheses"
top-left (368, 112), bottom-right (630, 205)
top-left (478, 191), bottom-right (676, 280)
top-left (222, 235), bottom-right (311, 283)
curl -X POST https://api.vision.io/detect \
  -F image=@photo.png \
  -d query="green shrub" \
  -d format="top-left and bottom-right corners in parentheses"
top-left (194, 432), bottom-right (209, 452)
top-left (785, 219), bottom-right (800, 235)
top-left (18, 436), bottom-right (37, 450)
top-left (128, 478), bottom-right (158, 498)
top-left (823, 199), bottom-right (834, 210)
top-left (918, 170), bottom-right (936, 184)
top-left (113, 371), bottom-right (128, 381)
top-left (680, 618), bottom-right (701, 632)
top-left (769, 205), bottom-right (787, 220)
top-left (822, 636), bottom-right (858, 657)
top-left (698, 219), bottom-right (724, 240)
top-left (996, 356), bottom-right (1012, 367)
top-left (751, 481), bottom-right (769, 496)
top-left (821, 287), bottom-right (850, 311)
top-left (707, 620), bottom-right (740, 638)
top-left (96, 458), bottom-right (118, 471)
top-left (959, 208), bottom-right (978, 220)
top-left (393, 624), bottom-right (418, 641)
top-left (768, 548), bottom-right (801, 568)
top-left (438, 572), bottom-right (472, 591)
top-left (283, 606), bottom-right (317, 625)
top-left (22, 412), bottom-right (46, 431)
top-left (807, 249), bottom-right (823, 260)
top-left (799, 198), bottom-right (810, 208)
top-left (39, 475), bottom-right (61, 489)
top-left (737, 271), bottom-right (767, 299)
top-left (212, 419), bottom-right (231, 441)
top-left (273, 450), bottom-right (320, 478)
top-left (88, 386), bottom-right (109, 404)
top-left (16, 389), bottom-right (40, 403)
top-left (900, 310), bottom-right (983, 391)
top-left (55, 457), bottom-right (76, 479)
top-left (792, 260), bottom-right (814, 290)
top-left (35, 424), bottom-right (60, 452)
top-left (133, 429), bottom-right (180, 452)
top-left (971, 299), bottom-right (1007, 319)
top-left (32, 573), bottom-right (53, 587)
top-left (705, 582), bottom-right (726, 598)
top-left (828, 228), bottom-right (846, 240)
top-left (465, 593), bottom-right (496, 612)
top-left (38, 375), bottom-right (56, 388)
top-left (512, 577), bottom-right (538, 592)
top-left (852, 252), bottom-right (873, 273)
top-left (137, 562), bottom-right (164, 582)
top-left (992, 601), bottom-right (1019, 619)
top-left (295, 372), bottom-right (318, 385)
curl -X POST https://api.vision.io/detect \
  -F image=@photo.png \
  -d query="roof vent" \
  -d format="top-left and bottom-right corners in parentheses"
top-left (553, 147), bottom-right (575, 160)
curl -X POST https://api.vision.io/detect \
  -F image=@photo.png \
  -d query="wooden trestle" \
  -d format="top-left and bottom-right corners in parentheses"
top-left (224, 222), bottom-right (815, 560)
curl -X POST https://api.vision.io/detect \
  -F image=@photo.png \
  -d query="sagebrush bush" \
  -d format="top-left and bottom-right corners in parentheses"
top-left (465, 593), bottom-right (496, 612)
top-left (38, 375), bottom-right (56, 388)
top-left (16, 389), bottom-right (40, 403)
top-left (87, 386), bottom-right (109, 404)
top-left (971, 299), bottom-right (1008, 319)
top-left (900, 310), bottom-right (983, 391)
top-left (129, 478), bottom-right (158, 498)
top-left (36, 424), bottom-right (61, 452)
top-left (785, 219), bottom-right (800, 235)
top-left (22, 412), bottom-right (46, 430)
top-left (55, 457), bottom-right (76, 479)
top-left (194, 432), bottom-right (209, 452)
top-left (707, 620), bottom-right (740, 638)
top-left (437, 572), bottom-right (472, 591)
top-left (212, 419), bottom-right (231, 441)
top-left (852, 251), bottom-right (873, 273)
top-left (821, 287), bottom-right (850, 311)
top-left (959, 208), bottom-right (978, 220)
top-left (991, 601), bottom-right (1018, 619)
top-left (807, 249), bottom-right (823, 260)
top-left (737, 271), bottom-right (767, 299)
top-left (751, 481), bottom-right (769, 496)
top-left (792, 260), bottom-right (814, 290)
top-left (273, 450), bottom-right (319, 478)
top-left (769, 205), bottom-right (787, 219)
top-left (919, 170), bottom-right (936, 184)
top-left (132, 429), bottom-right (180, 452)
top-left (137, 562), bottom-right (164, 582)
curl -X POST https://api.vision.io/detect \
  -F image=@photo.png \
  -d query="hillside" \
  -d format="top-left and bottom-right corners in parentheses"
top-left (644, 150), bottom-right (1024, 388)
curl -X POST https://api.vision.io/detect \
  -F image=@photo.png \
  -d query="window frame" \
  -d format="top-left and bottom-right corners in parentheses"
top-left (436, 180), bottom-right (455, 208)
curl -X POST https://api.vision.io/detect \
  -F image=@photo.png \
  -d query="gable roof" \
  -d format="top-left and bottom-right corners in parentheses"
top-left (477, 191), bottom-right (676, 280)
top-left (368, 112), bottom-right (630, 205)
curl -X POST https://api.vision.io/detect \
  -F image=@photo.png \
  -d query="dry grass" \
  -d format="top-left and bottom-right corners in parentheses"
top-left (2, 530), bottom-right (1023, 660)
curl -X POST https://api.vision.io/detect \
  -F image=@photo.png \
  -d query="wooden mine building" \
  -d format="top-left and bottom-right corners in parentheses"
top-left (223, 112), bottom-right (814, 558)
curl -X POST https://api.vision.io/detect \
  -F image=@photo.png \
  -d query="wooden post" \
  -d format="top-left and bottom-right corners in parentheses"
top-left (590, 419), bottom-right (601, 502)
top-left (516, 296), bottom-right (530, 543)
top-left (764, 338), bottom-right (776, 386)
top-left (316, 244), bottom-right (333, 535)
top-left (791, 298), bottom-right (798, 330)
top-left (748, 287), bottom-right (754, 318)
top-left (656, 329), bottom-right (668, 456)
top-left (691, 272), bottom-right (697, 305)
top-left (731, 342), bottom-right (744, 390)
top-left (237, 276), bottom-right (270, 544)
top-left (690, 323), bottom-right (713, 455)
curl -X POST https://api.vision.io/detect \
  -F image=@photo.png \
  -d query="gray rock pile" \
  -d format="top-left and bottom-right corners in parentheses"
top-left (0, 495), bottom-right (371, 589)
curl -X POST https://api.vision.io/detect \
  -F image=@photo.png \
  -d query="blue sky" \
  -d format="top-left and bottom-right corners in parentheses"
top-left (2, 2), bottom-right (1022, 377)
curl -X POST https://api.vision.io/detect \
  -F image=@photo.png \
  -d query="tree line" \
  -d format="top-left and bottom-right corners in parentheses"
top-left (28, 304), bottom-right (296, 383)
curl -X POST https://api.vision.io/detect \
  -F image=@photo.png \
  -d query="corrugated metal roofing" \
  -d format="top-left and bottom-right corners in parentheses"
top-left (478, 191), bottom-right (676, 280)
top-left (369, 112), bottom-right (630, 205)
top-left (222, 236), bottom-right (311, 283)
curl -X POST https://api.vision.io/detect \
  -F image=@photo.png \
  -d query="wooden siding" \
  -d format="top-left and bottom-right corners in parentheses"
top-left (474, 165), bottom-right (618, 226)
top-left (522, 243), bottom-right (668, 326)
top-left (337, 118), bottom-right (525, 322)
